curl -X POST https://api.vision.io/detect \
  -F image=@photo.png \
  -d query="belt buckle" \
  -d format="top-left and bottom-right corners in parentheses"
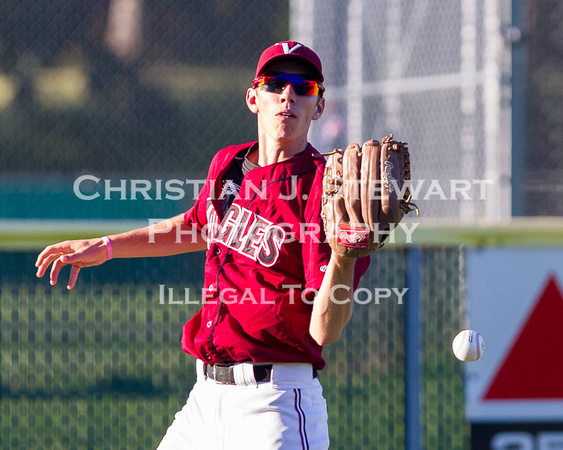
top-left (213, 363), bottom-right (233, 385)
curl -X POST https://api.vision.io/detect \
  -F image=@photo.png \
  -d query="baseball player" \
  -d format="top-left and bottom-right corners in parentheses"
top-left (36, 41), bottom-right (372, 449)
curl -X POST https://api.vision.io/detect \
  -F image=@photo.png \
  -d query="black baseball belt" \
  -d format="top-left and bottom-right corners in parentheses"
top-left (203, 363), bottom-right (318, 384)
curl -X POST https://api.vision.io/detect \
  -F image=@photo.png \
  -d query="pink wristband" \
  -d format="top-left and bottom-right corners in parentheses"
top-left (102, 236), bottom-right (113, 260)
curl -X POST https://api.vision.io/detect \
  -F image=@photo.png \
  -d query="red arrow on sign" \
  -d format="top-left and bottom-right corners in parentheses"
top-left (483, 275), bottom-right (563, 400)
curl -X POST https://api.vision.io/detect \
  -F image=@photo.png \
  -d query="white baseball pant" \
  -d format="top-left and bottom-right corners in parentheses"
top-left (157, 360), bottom-right (329, 450)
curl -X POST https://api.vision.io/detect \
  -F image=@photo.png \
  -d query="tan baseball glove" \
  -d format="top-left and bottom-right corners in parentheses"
top-left (320, 135), bottom-right (418, 258)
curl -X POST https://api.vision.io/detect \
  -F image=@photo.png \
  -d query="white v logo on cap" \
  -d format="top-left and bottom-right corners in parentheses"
top-left (281, 42), bottom-right (302, 54)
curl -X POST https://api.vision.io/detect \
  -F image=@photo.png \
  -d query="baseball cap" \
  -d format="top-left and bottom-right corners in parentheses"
top-left (255, 41), bottom-right (324, 83)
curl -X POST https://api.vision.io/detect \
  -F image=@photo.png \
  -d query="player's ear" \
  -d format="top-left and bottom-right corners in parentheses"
top-left (246, 88), bottom-right (259, 114)
top-left (312, 97), bottom-right (325, 121)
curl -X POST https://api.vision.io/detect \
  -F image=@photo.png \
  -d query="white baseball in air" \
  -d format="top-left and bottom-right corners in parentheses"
top-left (452, 329), bottom-right (485, 361)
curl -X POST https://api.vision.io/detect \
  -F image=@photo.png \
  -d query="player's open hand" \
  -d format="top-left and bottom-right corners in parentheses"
top-left (35, 238), bottom-right (109, 289)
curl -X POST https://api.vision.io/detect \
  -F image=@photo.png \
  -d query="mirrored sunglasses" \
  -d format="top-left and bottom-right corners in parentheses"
top-left (252, 73), bottom-right (324, 97)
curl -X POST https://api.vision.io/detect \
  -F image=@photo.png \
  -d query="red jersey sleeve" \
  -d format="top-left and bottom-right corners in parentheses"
top-left (183, 175), bottom-right (211, 231)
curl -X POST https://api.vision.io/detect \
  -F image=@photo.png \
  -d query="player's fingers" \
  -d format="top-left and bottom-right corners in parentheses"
top-left (67, 265), bottom-right (81, 290)
top-left (48, 254), bottom-right (69, 286)
top-left (36, 251), bottom-right (66, 278)
top-left (35, 241), bottom-right (77, 278)
top-left (322, 150), bottom-right (347, 243)
top-left (342, 143), bottom-right (363, 227)
top-left (379, 137), bottom-right (405, 223)
top-left (35, 245), bottom-right (55, 267)
top-left (35, 242), bottom-right (71, 267)
top-left (360, 139), bottom-right (381, 231)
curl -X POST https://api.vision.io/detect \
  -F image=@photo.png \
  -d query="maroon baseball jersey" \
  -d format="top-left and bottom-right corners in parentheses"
top-left (182, 142), bottom-right (369, 369)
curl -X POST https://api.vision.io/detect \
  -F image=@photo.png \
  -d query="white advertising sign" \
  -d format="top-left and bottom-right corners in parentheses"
top-left (466, 248), bottom-right (563, 422)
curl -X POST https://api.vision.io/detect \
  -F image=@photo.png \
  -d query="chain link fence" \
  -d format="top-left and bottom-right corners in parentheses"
top-left (0, 1), bottom-right (288, 219)
top-left (0, 0), bottom-right (560, 220)
top-left (300, 0), bottom-right (496, 220)
top-left (524, 0), bottom-right (563, 216)
top-left (295, 0), bottom-right (562, 219)
top-left (1, 248), bottom-right (467, 449)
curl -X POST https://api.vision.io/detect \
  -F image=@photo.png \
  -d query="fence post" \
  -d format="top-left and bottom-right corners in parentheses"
top-left (405, 246), bottom-right (422, 449)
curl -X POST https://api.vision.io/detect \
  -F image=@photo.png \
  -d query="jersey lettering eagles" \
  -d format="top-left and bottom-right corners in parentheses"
top-left (207, 202), bottom-right (286, 267)
top-left (206, 144), bottom-right (285, 267)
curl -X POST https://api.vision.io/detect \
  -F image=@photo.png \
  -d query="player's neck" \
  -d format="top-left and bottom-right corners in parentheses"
top-left (252, 134), bottom-right (308, 166)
